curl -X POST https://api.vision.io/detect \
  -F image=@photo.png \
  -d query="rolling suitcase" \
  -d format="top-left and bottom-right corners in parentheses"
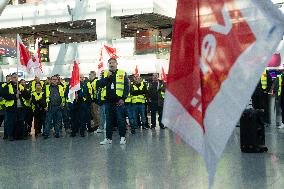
top-left (240, 109), bottom-right (268, 153)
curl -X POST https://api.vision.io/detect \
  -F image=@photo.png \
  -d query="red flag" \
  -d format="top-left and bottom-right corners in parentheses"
top-left (161, 66), bottom-right (167, 82)
top-left (98, 47), bottom-right (104, 79)
top-left (68, 59), bottom-right (80, 103)
top-left (134, 65), bottom-right (139, 76)
top-left (104, 45), bottom-right (118, 59)
top-left (163, 0), bottom-right (284, 187)
top-left (17, 35), bottom-right (31, 67)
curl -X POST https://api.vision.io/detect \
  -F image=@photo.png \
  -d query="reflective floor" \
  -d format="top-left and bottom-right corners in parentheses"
top-left (0, 126), bottom-right (284, 189)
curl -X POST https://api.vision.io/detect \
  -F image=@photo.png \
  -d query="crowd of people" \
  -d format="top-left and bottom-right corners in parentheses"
top-left (0, 58), bottom-right (166, 145)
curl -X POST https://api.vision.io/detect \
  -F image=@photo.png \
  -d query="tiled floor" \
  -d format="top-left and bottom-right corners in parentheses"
top-left (0, 126), bottom-right (283, 189)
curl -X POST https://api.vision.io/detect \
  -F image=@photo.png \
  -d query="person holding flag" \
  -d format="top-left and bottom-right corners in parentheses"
top-left (2, 73), bottom-right (30, 141)
top-left (98, 58), bottom-right (129, 145)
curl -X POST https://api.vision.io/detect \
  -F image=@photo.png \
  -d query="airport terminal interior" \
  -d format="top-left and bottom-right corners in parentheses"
top-left (1, 0), bottom-right (284, 189)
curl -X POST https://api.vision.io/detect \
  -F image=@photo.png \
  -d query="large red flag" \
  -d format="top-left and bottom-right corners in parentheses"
top-left (68, 59), bottom-right (80, 103)
top-left (163, 0), bottom-right (284, 187)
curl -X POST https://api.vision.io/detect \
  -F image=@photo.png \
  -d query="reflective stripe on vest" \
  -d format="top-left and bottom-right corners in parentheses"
top-left (19, 84), bottom-right (31, 107)
top-left (45, 85), bottom-right (65, 107)
top-left (261, 72), bottom-right (267, 90)
top-left (103, 70), bottom-right (125, 97)
top-left (91, 79), bottom-right (98, 99)
top-left (132, 82), bottom-right (145, 104)
top-left (101, 87), bottom-right (106, 101)
top-left (5, 84), bottom-right (15, 107)
top-left (278, 75), bottom-right (282, 96)
top-left (87, 81), bottom-right (93, 100)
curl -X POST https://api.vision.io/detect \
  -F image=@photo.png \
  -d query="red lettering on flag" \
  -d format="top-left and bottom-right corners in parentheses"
top-left (167, 0), bottom-right (256, 132)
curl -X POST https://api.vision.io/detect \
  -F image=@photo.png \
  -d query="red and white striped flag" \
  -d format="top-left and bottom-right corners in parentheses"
top-left (68, 59), bottom-right (80, 103)
top-left (17, 34), bottom-right (31, 68)
top-left (163, 0), bottom-right (284, 187)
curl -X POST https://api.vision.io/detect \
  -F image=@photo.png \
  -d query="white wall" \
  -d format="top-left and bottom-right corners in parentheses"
top-left (111, 0), bottom-right (176, 18)
top-left (0, 0), bottom-right (96, 29)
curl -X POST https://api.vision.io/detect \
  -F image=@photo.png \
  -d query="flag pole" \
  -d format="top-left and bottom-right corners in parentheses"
top-left (16, 34), bottom-right (20, 91)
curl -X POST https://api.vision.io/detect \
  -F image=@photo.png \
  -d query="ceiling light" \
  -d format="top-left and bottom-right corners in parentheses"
top-left (69, 36), bottom-right (72, 39)
top-left (70, 22), bottom-right (73, 26)
top-left (32, 27), bottom-right (35, 30)
top-left (52, 31), bottom-right (55, 35)
top-left (136, 30), bottom-right (139, 33)
top-left (124, 24), bottom-right (128, 29)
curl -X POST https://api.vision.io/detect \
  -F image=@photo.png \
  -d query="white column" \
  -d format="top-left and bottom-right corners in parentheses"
top-left (96, 0), bottom-right (121, 45)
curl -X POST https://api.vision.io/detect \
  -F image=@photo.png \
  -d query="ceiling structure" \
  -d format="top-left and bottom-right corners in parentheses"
top-left (0, 13), bottom-right (173, 45)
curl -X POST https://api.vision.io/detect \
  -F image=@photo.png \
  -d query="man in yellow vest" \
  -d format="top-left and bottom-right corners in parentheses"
top-left (2, 73), bottom-right (31, 140)
top-left (89, 71), bottom-right (99, 132)
top-left (98, 58), bottom-right (129, 145)
top-left (30, 76), bottom-right (44, 92)
top-left (31, 82), bottom-right (46, 136)
top-left (43, 75), bottom-right (65, 139)
top-left (131, 75), bottom-right (148, 132)
top-left (1, 74), bottom-right (11, 139)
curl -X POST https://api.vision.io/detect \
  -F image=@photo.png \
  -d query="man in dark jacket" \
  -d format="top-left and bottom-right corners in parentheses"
top-left (148, 73), bottom-right (165, 129)
top-left (98, 58), bottom-right (129, 145)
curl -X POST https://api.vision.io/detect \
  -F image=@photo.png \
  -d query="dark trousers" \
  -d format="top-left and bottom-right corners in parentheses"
top-left (105, 102), bottom-right (126, 140)
top-left (71, 103), bottom-right (87, 136)
top-left (0, 114), bottom-right (4, 127)
top-left (24, 107), bottom-right (33, 135)
top-left (86, 103), bottom-right (92, 131)
top-left (62, 105), bottom-right (71, 130)
top-left (150, 101), bottom-right (163, 128)
top-left (34, 110), bottom-right (45, 135)
top-left (6, 109), bottom-right (25, 139)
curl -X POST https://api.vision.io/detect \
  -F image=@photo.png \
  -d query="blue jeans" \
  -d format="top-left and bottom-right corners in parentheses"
top-left (133, 103), bottom-right (146, 129)
top-left (44, 106), bottom-right (62, 136)
top-left (6, 109), bottom-right (25, 138)
top-left (98, 104), bottom-right (106, 130)
top-left (125, 103), bottom-right (136, 129)
top-left (105, 102), bottom-right (126, 140)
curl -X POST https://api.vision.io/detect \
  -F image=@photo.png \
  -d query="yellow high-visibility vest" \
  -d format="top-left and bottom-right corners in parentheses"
top-left (31, 80), bottom-right (44, 92)
top-left (45, 85), bottom-right (65, 108)
top-left (31, 91), bottom-right (44, 111)
top-left (103, 70), bottom-right (125, 97)
top-left (132, 82), bottom-right (146, 104)
top-left (261, 71), bottom-right (267, 90)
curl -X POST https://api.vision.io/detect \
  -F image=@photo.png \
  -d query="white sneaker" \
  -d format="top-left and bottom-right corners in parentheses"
top-left (100, 138), bottom-right (112, 145)
top-left (120, 137), bottom-right (126, 145)
top-left (278, 124), bottom-right (284, 129)
top-left (96, 129), bottom-right (103, 133)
